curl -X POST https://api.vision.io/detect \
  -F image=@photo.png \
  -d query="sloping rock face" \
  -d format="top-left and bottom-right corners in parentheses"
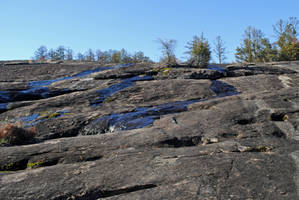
top-left (0, 61), bottom-right (298, 200)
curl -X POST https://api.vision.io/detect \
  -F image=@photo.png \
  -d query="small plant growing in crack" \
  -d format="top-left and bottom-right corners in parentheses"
top-left (0, 122), bottom-right (37, 145)
top-left (103, 96), bottom-right (114, 103)
top-left (27, 161), bottom-right (44, 169)
top-left (47, 112), bottom-right (61, 119)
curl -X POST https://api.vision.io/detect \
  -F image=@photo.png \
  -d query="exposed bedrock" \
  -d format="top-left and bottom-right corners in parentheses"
top-left (0, 61), bottom-right (298, 199)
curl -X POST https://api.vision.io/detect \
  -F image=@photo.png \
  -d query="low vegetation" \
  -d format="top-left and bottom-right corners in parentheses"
top-left (157, 38), bottom-right (177, 66)
top-left (0, 122), bottom-right (37, 145)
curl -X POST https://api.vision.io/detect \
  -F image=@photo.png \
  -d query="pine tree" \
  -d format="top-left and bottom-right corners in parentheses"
top-left (259, 38), bottom-right (278, 62)
top-left (273, 17), bottom-right (299, 61)
top-left (111, 51), bottom-right (121, 63)
top-left (186, 34), bottom-right (211, 67)
top-left (235, 26), bottom-right (277, 63)
top-left (133, 51), bottom-right (151, 63)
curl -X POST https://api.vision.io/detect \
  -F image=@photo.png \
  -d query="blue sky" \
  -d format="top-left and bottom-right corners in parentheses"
top-left (0, 0), bottom-right (298, 62)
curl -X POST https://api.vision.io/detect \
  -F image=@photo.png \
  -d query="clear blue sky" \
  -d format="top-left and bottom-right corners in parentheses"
top-left (0, 0), bottom-right (298, 62)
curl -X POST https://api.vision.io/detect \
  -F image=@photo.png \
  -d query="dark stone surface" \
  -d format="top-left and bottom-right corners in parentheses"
top-left (0, 61), bottom-right (298, 199)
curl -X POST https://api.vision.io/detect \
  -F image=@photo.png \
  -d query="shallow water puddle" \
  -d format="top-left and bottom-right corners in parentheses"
top-left (90, 75), bottom-right (153, 106)
top-left (83, 80), bottom-right (240, 134)
top-left (17, 110), bottom-right (71, 127)
top-left (0, 103), bottom-right (7, 113)
top-left (207, 65), bottom-right (226, 72)
top-left (0, 64), bottom-right (133, 106)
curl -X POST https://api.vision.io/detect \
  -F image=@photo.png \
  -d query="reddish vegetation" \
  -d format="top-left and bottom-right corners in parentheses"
top-left (0, 123), bottom-right (37, 145)
top-left (292, 37), bottom-right (298, 44)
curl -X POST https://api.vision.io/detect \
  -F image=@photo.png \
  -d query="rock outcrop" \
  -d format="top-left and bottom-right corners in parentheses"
top-left (0, 61), bottom-right (298, 199)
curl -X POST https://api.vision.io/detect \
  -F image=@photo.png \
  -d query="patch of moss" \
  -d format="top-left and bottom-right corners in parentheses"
top-left (153, 67), bottom-right (172, 75)
top-left (103, 96), bottom-right (114, 103)
top-left (162, 68), bottom-right (172, 75)
top-left (27, 161), bottom-right (44, 168)
top-left (1, 163), bottom-right (17, 171)
top-left (40, 110), bottom-right (51, 117)
top-left (162, 67), bottom-right (172, 71)
top-left (153, 68), bottom-right (160, 72)
top-left (257, 146), bottom-right (272, 152)
top-left (4, 163), bottom-right (14, 170)
top-left (47, 112), bottom-right (61, 119)
top-left (282, 114), bottom-right (289, 121)
top-left (0, 139), bottom-right (8, 144)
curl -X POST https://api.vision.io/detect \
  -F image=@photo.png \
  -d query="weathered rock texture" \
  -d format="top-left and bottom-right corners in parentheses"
top-left (0, 61), bottom-right (298, 199)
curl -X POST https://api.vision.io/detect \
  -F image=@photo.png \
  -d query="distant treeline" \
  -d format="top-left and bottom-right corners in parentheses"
top-left (33, 47), bottom-right (152, 64)
top-left (33, 17), bottom-right (299, 66)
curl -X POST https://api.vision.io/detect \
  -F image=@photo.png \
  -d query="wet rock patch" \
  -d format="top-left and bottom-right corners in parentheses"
top-left (0, 61), bottom-right (298, 199)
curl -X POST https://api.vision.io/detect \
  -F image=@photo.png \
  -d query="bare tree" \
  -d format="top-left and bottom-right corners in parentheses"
top-left (158, 38), bottom-right (177, 66)
top-left (65, 48), bottom-right (74, 61)
top-left (48, 48), bottom-right (58, 60)
top-left (213, 36), bottom-right (227, 64)
top-left (96, 50), bottom-right (111, 63)
top-left (132, 51), bottom-right (151, 63)
top-left (77, 53), bottom-right (85, 61)
top-left (34, 45), bottom-right (48, 60)
top-left (56, 46), bottom-right (66, 60)
top-left (85, 49), bottom-right (95, 61)
top-left (120, 48), bottom-right (132, 63)
top-left (95, 49), bottom-right (102, 62)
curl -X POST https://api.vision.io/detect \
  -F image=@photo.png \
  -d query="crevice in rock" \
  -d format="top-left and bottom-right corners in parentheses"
top-left (221, 132), bottom-right (238, 138)
top-left (0, 88), bottom-right (79, 104)
top-left (40, 159), bottom-right (60, 167)
top-left (94, 70), bottom-right (157, 80)
top-left (0, 154), bottom-right (103, 172)
top-left (270, 110), bottom-right (299, 122)
top-left (0, 103), bottom-right (8, 114)
top-left (234, 145), bottom-right (273, 153)
top-left (236, 118), bottom-right (256, 125)
top-left (0, 158), bottom-right (59, 171)
top-left (156, 136), bottom-right (202, 148)
top-left (84, 156), bottom-right (103, 162)
top-left (55, 184), bottom-right (157, 200)
top-left (0, 159), bottom-right (29, 171)
top-left (225, 160), bottom-right (234, 179)
top-left (60, 155), bottom-right (103, 164)
top-left (271, 130), bottom-right (286, 138)
top-left (271, 113), bottom-right (287, 121)
top-left (226, 66), bottom-right (297, 77)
